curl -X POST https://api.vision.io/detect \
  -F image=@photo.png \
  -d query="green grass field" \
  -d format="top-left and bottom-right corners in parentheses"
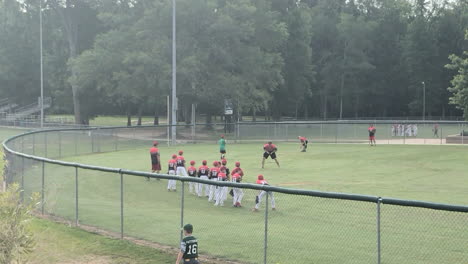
top-left (16, 142), bottom-right (468, 264)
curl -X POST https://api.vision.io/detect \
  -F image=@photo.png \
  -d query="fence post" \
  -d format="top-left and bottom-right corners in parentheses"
top-left (74, 131), bottom-right (78, 156)
top-left (335, 123), bottom-right (338, 144)
top-left (120, 171), bottom-right (124, 239)
top-left (180, 181), bottom-right (185, 243)
top-left (44, 132), bottom-right (48, 158)
top-left (91, 130), bottom-right (95, 153)
top-left (58, 131), bottom-right (62, 158)
top-left (377, 198), bottom-right (382, 264)
top-left (440, 126), bottom-right (443, 145)
top-left (21, 157), bottom-right (24, 202)
top-left (32, 133), bottom-right (35, 155)
top-left (462, 123), bottom-right (464, 145)
top-left (97, 128), bottom-right (101, 153)
top-left (75, 166), bottom-right (79, 226)
top-left (263, 192), bottom-right (269, 264)
top-left (41, 161), bottom-right (45, 215)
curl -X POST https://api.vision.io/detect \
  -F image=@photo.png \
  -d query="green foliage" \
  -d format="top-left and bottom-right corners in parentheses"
top-left (0, 184), bottom-right (39, 264)
top-left (1, 0), bottom-right (468, 120)
top-left (446, 31), bottom-right (468, 119)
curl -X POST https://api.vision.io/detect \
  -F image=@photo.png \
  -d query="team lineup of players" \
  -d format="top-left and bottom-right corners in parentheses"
top-left (149, 138), bottom-right (283, 210)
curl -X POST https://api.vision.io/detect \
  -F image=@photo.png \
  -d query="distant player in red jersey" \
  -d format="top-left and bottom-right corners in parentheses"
top-left (149, 141), bottom-right (161, 180)
top-left (368, 125), bottom-right (377, 146)
top-left (208, 161), bottom-right (220, 202)
top-left (252, 174), bottom-right (276, 212)
top-left (167, 154), bottom-right (177, 191)
top-left (297, 136), bottom-right (308, 152)
top-left (215, 166), bottom-right (228, 206)
top-left (187, 161), bottom-right (197, 194)
top-left (176, 150), bottom-right (188, 177)
top-left (197, 160), bottom-right (210, 197)
top-left (262, 141), bottom-right (280, 168)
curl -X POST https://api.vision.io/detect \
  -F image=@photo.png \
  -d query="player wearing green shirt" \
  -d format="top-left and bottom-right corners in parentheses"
top-left (218, 135), bottom-right (226, 159)
top-left (176, 224), bottom-right (199, 264)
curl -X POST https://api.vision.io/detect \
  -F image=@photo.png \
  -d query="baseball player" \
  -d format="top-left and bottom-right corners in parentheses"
top-left (368, 125), bottom-right (376, 146)
top-left (197, 160), bottom-right (210, 197)
top-left (252, 174), bottom-right (276, 212)
top-left (231, 172), bottom-right (244, 207)
top-left (176, 150), bottom-right (188, 177)
top-left (297, 136), bottom-right (308, 152)
top-left (229, 161), bottom-right (243, 197)
top-left (218, 134), bottom-right (227, 160)
top-left (262, 141), bottom-right (280, 168)
top-left (167, 154), bottom-right (177, 191)
top-left (187, 161), bottom-right (197, 194)
top-left (176, 224), bottom-right (199, 264)
top-left (149, 141), bottom-right (161, 180)
top-left (214, 166), bottom-right (228, 206)
top-left (208, 161), bottom-right (220, 202)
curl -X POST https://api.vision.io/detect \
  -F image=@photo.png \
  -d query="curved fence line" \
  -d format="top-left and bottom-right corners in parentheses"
top-left (2, 124), bottom-right (468, 264)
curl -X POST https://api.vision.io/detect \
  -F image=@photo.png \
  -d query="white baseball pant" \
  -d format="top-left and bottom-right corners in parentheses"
top-left (198, 175), bottom-right (209, 197)
top-left (167, 170), bottom-right (176, 190)
top-left (215, 183), bottom-right (228, 206)
top-left (208, 178), bottom-right (218, 202)
top-left (255, 191), bottom-right (275, 209)
top-left (233, 188), bottom-right (244, 205)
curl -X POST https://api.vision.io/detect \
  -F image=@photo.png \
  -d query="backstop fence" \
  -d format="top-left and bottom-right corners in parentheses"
top-left (2, 122), bottom-right (468, 264)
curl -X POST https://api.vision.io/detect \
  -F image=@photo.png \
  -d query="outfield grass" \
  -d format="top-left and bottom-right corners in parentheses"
top-left (27, 218), bottom-right (175, 264)
top-left (17, 142), bottom-right (468, 264)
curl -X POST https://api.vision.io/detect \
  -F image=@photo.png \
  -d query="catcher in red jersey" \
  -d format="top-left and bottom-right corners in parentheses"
top-left (262, 141), bottom-right (280, 169)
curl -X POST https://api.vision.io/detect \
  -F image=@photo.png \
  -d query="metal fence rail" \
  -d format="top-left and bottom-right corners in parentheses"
top-left (2, 123), bottom-right (468, 264)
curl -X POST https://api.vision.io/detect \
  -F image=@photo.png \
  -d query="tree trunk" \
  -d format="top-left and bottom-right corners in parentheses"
top-left (126, 106), bottom-right (132, 127)
top-left (137, 105), bottom-right (143, 126)
top-left (154, 104), bottom-right (159, 125)
top-left (57, 1), bottom-right (81, 124)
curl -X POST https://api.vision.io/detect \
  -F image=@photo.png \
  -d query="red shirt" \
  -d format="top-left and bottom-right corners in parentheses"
top-left (150, 147), bottom-right (159, 153)
top-left (231, 167), bottom-right (244, 177)
top-left (209, 167), bottom-right (220, 179)
top-left (176, 156), bottom-right (185, 167)
top-left (198, 165), bottom-right (210, 176)
top-left (256, 179), bottom-right (268, 185)
top-left (187, 166), bottom-right (197, 177)
top-left (263, 144), bottom-right (277, 153)
top-left (232, 173), bottom-right (241, 182)
top-left (218, 171), bottom-right (227, 180)
top-left (298, 137), bottom-right (307, 142)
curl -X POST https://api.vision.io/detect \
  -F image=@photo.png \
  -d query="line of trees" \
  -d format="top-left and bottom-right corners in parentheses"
top-left (0, 0), bottom-right (467, 124)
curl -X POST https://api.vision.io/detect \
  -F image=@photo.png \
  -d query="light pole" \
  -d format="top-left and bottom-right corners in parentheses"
top-left (171, 0), bottom-right (177, 145)
top-left (422, 81), bottom-right (426, 121)
top-left (40, 0), bottom-right (44, 128)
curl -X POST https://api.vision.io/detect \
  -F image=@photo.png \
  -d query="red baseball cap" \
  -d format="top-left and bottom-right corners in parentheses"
top-left (221, 159), bottom-right (227, 165)
top-left (202, 160), bottom-right (207, 165)
top-left (258, 174), bottom-right (264, 180)
top-left (213, 161), bottom-right (218, 166)
top-left (178, 150), bottom-right (184, 155)
top-left (172, 154), bottom-right (177, 159)
top-left (153, 141), bottom-right (158, 146)
top-left (235, 161), bottom-right (240, 167)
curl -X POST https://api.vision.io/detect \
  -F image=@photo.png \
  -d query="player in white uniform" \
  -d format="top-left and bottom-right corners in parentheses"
top-left (176, 150), bottom-right (188, 177)
top-left (208, 161), bottom-right (220, 202)
top-left (231, 162), bottom-right (244, 207)
top-left (214, 166), bottom-right (228, 206)
top-left (197, 160), bottom-right (210, 197)
top-left (252, 175), bottom-right (276, 211)
top-left (167, 154), bottom-right (177, 191)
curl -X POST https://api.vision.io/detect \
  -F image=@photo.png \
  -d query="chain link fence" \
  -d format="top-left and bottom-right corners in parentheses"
top-left (2, 123), bottom-right (468, 264)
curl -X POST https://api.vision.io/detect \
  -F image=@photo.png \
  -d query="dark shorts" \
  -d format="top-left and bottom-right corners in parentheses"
top-left (183, 258), bottom-right (200, 264)
top-left (220, 149), bottom-right (226, 154)
top-left (369, 136), bottom-right (375, 140)
top-left (152, 163), bottom-right (161, 171)
top-left (263, 152), bottom-right (277, 159)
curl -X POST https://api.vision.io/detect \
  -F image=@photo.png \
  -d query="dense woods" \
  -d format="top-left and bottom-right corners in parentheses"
top-left (0, 0), bottom-right (467, 124)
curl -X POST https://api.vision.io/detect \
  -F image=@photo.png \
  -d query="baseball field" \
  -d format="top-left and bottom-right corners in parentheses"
top-left (16, 141), bottom-right (468, 264)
